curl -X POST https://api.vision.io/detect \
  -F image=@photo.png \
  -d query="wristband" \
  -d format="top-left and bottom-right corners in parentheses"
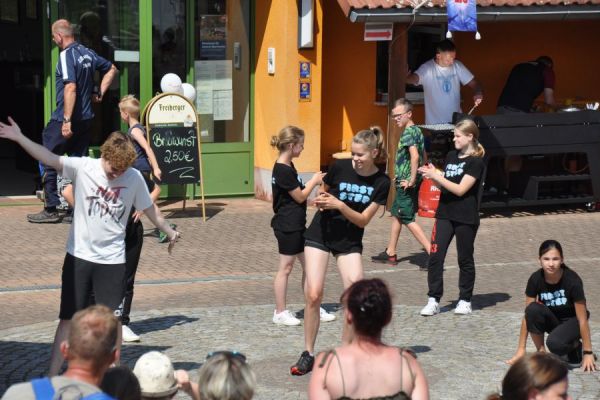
top-left (583, 350), bottom-right (594, 355)
top-left (63, 117), bottom-right (71, 123)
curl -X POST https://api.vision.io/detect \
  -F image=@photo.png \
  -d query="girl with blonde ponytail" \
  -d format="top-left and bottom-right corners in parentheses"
top-left (290, 126), bottom-right (391, 376)
top-left (417, 118), bottom-right (486, 317)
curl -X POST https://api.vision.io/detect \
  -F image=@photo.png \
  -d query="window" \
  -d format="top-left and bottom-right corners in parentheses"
top-left (194, 0), bottom-right (250, 143)
top-left (375, 24), bottom-right (445, 103)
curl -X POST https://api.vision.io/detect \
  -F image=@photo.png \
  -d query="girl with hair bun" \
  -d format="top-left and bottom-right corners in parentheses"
top-left (507, 240), bottom-right (596, 372)
top-left (488, 352), bottom-right (570, 400)
top-left (309, 278), bottom-right (429, 399)
top-left (291, 127), bottom-right (390, 376)
top-left (418, 118), bottom-right (485, 317)
top-left (270, 126), bottom-right (332, 327)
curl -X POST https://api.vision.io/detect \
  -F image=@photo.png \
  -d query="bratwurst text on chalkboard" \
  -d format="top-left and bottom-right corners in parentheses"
top-left (149, 125), bottom-right (200, 184)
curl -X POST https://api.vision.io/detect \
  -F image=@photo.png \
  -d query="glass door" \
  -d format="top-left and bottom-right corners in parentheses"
top-left (53, 0), bottom-right (140, 146)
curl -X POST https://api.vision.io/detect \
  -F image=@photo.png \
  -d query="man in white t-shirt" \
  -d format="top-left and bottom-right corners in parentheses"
top-left (406, 39), bottom-right (483, 125)
top-left (0, 117), bottom-right (180, 376)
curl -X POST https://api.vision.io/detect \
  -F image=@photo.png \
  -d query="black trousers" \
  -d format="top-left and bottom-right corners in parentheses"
top-left (41, 119), bottom-right (91, 209)
top-left (525, 302), bottom-right (585, 356)
top-left (121, 219), bottom-right (144, 325)
top-left (427, 219), bottom-right (479, 302)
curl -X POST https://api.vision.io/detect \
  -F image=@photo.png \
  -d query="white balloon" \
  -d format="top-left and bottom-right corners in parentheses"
top-left (181, 83), bottom-right (196, 102)
top-left (160, 73), bottom-right (183, 94)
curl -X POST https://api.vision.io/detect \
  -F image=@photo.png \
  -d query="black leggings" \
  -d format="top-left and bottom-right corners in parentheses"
top-left (427, 219), bottom-right (478, 302)
top-left (121, 219), bottom-right (144, 325)
top-left (525, 302), bottom-right (586, 356)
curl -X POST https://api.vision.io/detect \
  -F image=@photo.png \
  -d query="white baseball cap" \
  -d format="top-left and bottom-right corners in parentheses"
top-left (133, 351), bottom-right (178, 398)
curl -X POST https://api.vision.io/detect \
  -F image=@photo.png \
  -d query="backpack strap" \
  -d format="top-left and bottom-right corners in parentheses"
top-left (82, 393), bottom-right (116, 400)
top-left (31, 378), bottom-right (55, 400)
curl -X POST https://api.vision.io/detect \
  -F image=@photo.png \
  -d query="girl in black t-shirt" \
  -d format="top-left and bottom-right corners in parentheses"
top-left (507, 240), bottom-right (596, 372)
top-left (290, 127), bottom-right (391, 376)
top-left (417, 119), bottom-right (485, 317)
top-left (270, 126), bottom-right (327, 327)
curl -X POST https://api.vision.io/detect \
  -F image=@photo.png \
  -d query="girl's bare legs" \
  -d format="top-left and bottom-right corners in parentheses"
top-left (303, 246), bottom-right (329, 353)
top-left (274, 254), bottom-right (297, 313)
top-left (407, 222), bottom-right (432, 254)
top-left (336, 253), bottom-right (364, 344)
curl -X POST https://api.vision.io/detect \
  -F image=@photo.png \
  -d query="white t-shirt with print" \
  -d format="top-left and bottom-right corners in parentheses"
top-left (61, 156), bottom-right (153, 264)
top-left (414, 59), bottom-right (474, 125)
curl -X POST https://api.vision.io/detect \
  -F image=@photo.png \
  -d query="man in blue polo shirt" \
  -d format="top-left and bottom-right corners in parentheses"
top-left (29, 19), bottom-right (117, 223)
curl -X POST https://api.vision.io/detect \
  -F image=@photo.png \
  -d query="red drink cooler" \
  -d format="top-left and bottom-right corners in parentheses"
top-left (418, 178), bottom-right (441, 218)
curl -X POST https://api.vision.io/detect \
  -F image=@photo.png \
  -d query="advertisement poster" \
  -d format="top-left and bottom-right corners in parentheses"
top-left (300, 82), bottom-right (311, 101)
top-left (300, 62), bottom-right (311, 79)
top-left (200, 15), bottom-right (227, 60)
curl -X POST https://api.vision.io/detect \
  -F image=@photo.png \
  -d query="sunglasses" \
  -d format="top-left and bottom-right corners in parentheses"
top-left (206, 350), bottom-right (247, 363)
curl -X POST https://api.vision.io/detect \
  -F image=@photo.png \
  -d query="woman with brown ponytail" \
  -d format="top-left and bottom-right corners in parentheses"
top-left (290, 127), bottom-right (391, 376)
top-left (417, 119), bottom-right (486, 316)
top-left (309, 278), bottom-right (429, 400)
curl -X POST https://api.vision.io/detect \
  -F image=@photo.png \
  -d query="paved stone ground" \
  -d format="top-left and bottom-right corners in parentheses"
top-left (1, 197), bottom-right (600, 399)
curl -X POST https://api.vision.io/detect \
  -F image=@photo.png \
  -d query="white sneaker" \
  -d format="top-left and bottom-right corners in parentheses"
top-left (273, 310), bottom-right (301, 326)
top-left (420, 298), bottom-right (440, 316)
top-left (454, 300), bottom-right (472, 315)
top-left (320, 307), bottom-right (336, 322)
top-left (122, 325), bottom-right (140, 342)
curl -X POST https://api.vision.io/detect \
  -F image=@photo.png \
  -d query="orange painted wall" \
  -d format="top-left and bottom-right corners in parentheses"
top-left (320, 1), bottom-right (388, 166)
top-left (254, 1), bottom-right (323, 173)
top-left (453, 20), bottom-right (600, 115)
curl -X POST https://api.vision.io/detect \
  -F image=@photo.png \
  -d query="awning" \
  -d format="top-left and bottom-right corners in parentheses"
top-left (337, 0), bottom-right (600, 22)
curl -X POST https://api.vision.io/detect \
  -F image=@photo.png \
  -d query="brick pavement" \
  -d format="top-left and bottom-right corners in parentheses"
top-left (1, 198), bottom-right (600, 398)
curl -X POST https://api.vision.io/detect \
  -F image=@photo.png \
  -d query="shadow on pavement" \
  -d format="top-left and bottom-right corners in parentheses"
top-left (129, 315), bottom-right (199, 335)
top-left (397, 252), bottom-right (429, 268)
top-left (172, 361), bottom-right (203, 371)
top-left (294, 303), bottom-right (342, 320)
top-left (407, 345), bottom-right (432, 355)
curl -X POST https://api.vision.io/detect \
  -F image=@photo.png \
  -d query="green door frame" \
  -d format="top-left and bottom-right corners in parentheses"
top-left (43, 0), bottom-right (255, 198)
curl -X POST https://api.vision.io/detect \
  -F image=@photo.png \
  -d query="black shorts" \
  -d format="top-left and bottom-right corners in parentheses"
top-left (304, 240), bottom-right (362, 256)
top-left (273, 229), bottom-right (305, 255)
top-left (59, 253), bottom-right (126, 320)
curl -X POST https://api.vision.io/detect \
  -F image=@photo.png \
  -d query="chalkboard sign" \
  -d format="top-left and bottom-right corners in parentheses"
top-left (148, 124), bottom-right (200, 184)
top-left (144, 93), bottom-right (206, 220)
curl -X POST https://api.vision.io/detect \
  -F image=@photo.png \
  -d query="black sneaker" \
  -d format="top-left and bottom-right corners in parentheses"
top-left (27, 209), bottom-right (61, 223)
top-left (60, 209), bottom-right (73, 224)
top-left (371, 250), bottom-right (398, 264)
top-left (290, 351), bottom-right (314, 376)
top-left (565, 340), bottom-right (583, 369)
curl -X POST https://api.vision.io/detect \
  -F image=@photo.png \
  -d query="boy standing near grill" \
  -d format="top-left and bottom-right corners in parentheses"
top-left (372, 98), bottom-right (431, 265)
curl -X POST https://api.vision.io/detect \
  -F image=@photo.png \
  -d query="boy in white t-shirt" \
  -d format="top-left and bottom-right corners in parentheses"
top-left (0, 117), bottom-right (180, 376)
top-left (406, 39), bottom-right (483, 125)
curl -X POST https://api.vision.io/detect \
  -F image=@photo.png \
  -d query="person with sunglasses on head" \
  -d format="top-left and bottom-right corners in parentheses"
top-left (417, 118), bottom-right (485, 317)
top-left (309, 278), bottom-right (429, 400)
top-left (171, 351), bottom-right (256, 400)
top-left (0, 118), bottom-right (180, 376)
top-left (291, 127), bottom-right (390, 376)
top-left (371, 98), bottom-right (431, 267)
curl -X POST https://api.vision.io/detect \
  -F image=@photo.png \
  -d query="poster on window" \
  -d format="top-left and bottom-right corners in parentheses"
top-left (199, 15), bottom-right (227, 60)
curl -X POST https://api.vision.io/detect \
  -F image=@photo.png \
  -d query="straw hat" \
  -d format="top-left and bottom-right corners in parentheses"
top-left (133, 351), bottom-right (178, 398)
